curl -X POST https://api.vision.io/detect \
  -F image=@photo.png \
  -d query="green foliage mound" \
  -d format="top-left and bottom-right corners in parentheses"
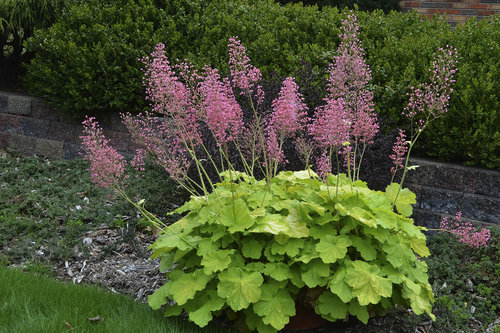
top-left (23, 0), bottom-right (172, 117)
top-left (149, 170), bottom-right (434, 332)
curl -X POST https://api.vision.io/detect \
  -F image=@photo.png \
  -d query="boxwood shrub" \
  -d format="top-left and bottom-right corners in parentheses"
top-left (23, 0), bottom-right (180, 117)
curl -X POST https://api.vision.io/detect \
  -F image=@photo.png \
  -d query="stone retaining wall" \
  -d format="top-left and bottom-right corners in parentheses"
top-left (0, 91), bottom-right (498, 228)
top-left (0, 91), bottom-right (132, 159)
top-left (405, 158), bottom-right (499, 228)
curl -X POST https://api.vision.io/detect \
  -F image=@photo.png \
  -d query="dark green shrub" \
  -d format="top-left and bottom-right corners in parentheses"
top-left (23, 0), bottom-right (176, 117)
top-left (417, 16), bottom-right (500, 169)
top-left (276, 0), bottom-right (400, 12)
top-left (183, 0), bottom-right (343, 77)
top-left (0, 0), bottom-right (70, 87)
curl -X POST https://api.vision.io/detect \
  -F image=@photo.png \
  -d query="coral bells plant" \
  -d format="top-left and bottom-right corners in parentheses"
top-left (80, 12), bottom-right (471, 333)
top-left (440, 212), bottom-right (491, 248)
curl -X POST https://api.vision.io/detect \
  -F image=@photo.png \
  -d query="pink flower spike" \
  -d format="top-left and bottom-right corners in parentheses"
top-left (390, 129), bottom-right (409, 176)
top-left (81, 117), bottom-right (127, 189)
top-left (228, 36), bottom-right (264, 103)
top-left (199, 67), bottom-right (244, 145)
top-left (440, 211), bottom-right (491, 248)
top-left (270, 77), bottom-right (308, 138)
top-left (309, 98), bottom-right (350, 150)
top-left (315, 151), bottom-right (331, 178)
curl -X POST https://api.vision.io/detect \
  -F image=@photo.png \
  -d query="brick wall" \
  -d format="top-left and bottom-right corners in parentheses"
top-left (399, 0), bottom-right (500, 27)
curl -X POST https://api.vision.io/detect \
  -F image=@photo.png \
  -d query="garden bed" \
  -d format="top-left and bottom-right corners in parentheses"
top-left (1, 150), bottom-right (498, 332)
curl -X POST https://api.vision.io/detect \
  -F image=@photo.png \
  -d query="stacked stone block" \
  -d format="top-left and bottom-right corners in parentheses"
top-left (0, 91), bottom-right (131, 159)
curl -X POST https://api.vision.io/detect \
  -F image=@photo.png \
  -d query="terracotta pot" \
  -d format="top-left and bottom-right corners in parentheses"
top-left (284, 303), bottom-right (330, 331)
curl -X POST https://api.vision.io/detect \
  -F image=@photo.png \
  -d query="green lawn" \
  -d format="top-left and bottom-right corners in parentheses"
top-left (0, 265), bottom-right (234, 333)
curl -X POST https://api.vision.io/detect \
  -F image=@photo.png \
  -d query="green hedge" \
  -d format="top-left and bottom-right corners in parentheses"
top-left (23, 0), bottom-right (179, 116)
top-left (276, 0), bottom-right (400, 12)
top-left (23, 0), bottom-right (499, 169)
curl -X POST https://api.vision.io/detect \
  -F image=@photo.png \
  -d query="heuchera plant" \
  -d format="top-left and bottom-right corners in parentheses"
top-left (81, 13), bottom-right (464, 333)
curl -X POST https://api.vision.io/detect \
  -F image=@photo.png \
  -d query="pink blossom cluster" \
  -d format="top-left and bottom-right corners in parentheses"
top-left (131, 149), bottom-right (146, 177)
top-left (265, 127), bottom-right (285, 165)
top-left (309, 98), bottom-right (350, 149)
top-left (405, 46), bottom-right (458, 127)
top-left (142, 43), bottom-right (201, 147)
top-left (316, 151), bottom-right (332, 178)
top-left (199, 67), bottom-right (244, 145)
top-left (121, 113), bottom-right (190, 182)
top-left (440, 211), bottom-right (491, 248)
top-left (81, 117), bottom-right (127, 189)
top-left (390, 129), bottom-right (409, 175)
top-left (326, 13), bottom-right (378, 146)
top-left (309, 12), bottom-right (379, 176)
top-left (228, 36), bottom-right (264, 103)
top-left (270, 77), bottom-right (308, 138)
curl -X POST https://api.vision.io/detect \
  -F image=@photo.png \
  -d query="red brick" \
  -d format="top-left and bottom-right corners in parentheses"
top-left (406, 2), bottom-right (421, 7)
top-left (470, 4), bottom-right (487, 9)
top-left (477, 9), bottom-right (495, 15)
top-left (431, 8), bottom-right (460, 14)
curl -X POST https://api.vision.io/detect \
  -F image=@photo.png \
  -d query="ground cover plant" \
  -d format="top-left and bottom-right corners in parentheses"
top-left (77, 12), bottom-right (500, 333)
top-left (0, 150), bottom-right (183, 266)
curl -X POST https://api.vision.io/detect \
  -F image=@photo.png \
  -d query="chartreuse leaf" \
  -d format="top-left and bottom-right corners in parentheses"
top-left (186, 290), bottom-right (225, 327)
top-left (372, 209), bottom-right (398, 229)
top-left (217, 267), bottom-right (264, 311)
top-left (402, 279), bottom-right (435, 319)
top-left (301, 259), bottom-right (330, 288)
top-left (385, 183), bottom-right (416, 217)
top-left (153, 233), bottom-right (201, 251)
top-left (315, 235), bottom-right (352, 263)
top-left (382, 238), bottom-right (414, 268)
top-left (148, 283), bottom-right (171, 310)
top-left (263, 262), bottom-right (290, 281)
top-left (411, 238), bottom-right (430, 257)
top-left (200, 248), bottom-right (235, 273)
top-left (351, 236), bottom-right (377, 261)
top-left (169, 270), bottom-right (212, 305)
top-left (219, 198), bottom-right (255, 233)
top-left (297, 241), bottom-right (320, 263)
top-left (243, 308), bottom-right (278, 333)
top-left (346, 261), bottom-right (392, 306)
top-left (271, 238), bottom-right (304, 257)
top-left (283, 208), bottom-right (310, 238)
top-left (253, 281), bottom-right (296, 330)
top-left (317, 292), bottom-right (348, 320)
top-left (381, 264), bottom-right (405, 284)
top-left (241, 238), bottom-right (264, 259)
top-left (255, 209), bottom-right (309, 238)
top-left (349, 299), bottom-right (370, 324)
top-left (309, 224), bottom-right (337, 239)
top-left (247, 189), bottom-right (272, 209)
top-left (328, 266), bottom-right (353, 303)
